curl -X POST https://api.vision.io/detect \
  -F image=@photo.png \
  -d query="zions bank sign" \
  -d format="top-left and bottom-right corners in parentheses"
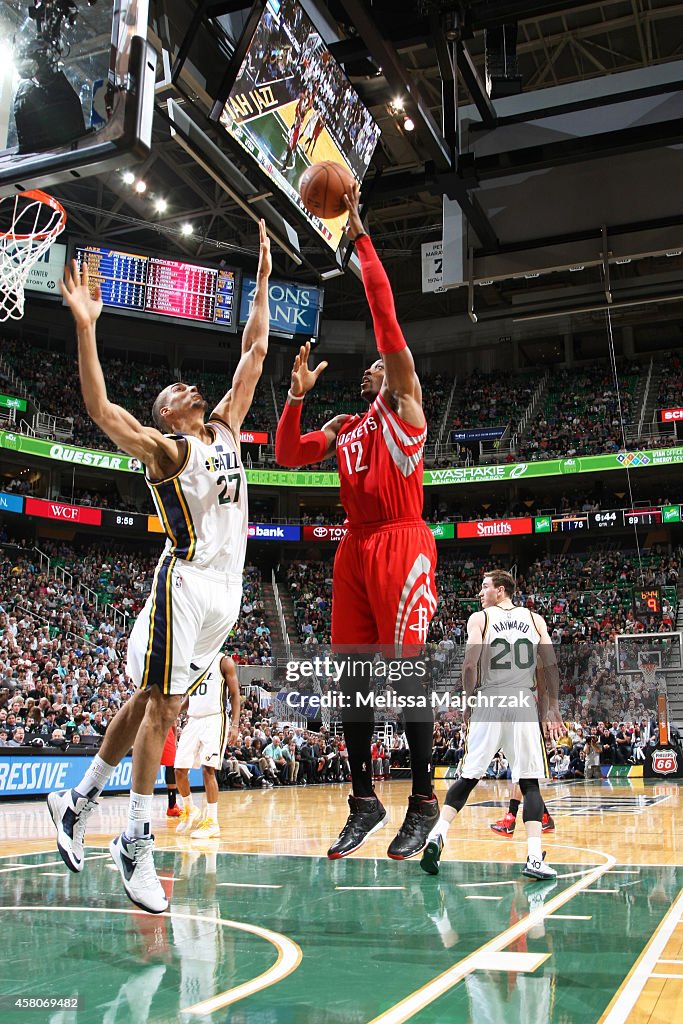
top-left (239, 276), bottom-right (323, 338)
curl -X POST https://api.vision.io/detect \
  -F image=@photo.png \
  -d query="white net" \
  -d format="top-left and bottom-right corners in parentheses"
top-left (0, 190), bottom-right (66, 322)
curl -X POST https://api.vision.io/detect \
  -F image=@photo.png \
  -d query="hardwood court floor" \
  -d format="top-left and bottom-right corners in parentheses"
top-left (0, 777), bottom-right (681, 1024)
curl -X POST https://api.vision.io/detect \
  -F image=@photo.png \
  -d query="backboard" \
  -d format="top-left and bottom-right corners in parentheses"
top-left (614, 631), bottom-right (683, 676)
top-left (0, 0), bottom-right (154, 196)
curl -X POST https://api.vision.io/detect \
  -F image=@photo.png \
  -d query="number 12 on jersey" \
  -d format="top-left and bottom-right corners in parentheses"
top-left (340, 440), bottom-right (368, 474)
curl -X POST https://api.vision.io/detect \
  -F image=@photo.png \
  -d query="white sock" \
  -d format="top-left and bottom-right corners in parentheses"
top-left (205, 853), bottom-right (217, 875)
top-left (206, 802), bottom-right (218, 822)
top-left (528, 837), bottom-right (542, 860)
top-left (427, 815), bottom-right (452, 844)
top-left (74, 755), bottom-right (115, 799)
top-left (126, 791), bottom-right (153, 840)
top-left (175, 793), bottom-right (184, 809)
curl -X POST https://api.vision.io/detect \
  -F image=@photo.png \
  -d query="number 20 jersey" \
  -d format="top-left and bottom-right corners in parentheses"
top-left (146, 418), bottom-right (247, 576)
top-left (478, 605), bottom-right (540, 693)
top-left (336, 391), bottom-right (426, 526)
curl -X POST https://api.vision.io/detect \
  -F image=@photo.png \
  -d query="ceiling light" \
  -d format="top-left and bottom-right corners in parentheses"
top-left (665, 250), bottom-right (682, 257)
top-left (477, 279), bottom-right (493, 286)
top-left (155, 197), bottom-right (168, 213)
top-left (392, 96), bottom-right (404, 111)
top-left (122, 170), bottom-right (135, 185)
top-left (134, 179), bottom-right (147, 193)
top-left (615, 257), bottom-right (631, 265)
top-left (568, 265), bottom-right (585, 272)
top-left (524, 272), bottom-right (540, 279)
top-left (403, 116), bottom-right (415, 132)
top-left (181, 222), bottom-right (193, 236)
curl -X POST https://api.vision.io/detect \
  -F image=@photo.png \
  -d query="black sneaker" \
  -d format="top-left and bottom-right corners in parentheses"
top-left (420, 834), bottom-right (444, 876)
top-left (387, 794), bottom-right (440, 860)
top-left (327, 795), bottom-right (387, 859)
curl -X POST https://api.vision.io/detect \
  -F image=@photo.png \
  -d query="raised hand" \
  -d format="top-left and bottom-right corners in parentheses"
top-left (342, 181), bottom-right (365, 240)
top-left (256, 218), bottom-right (272, 280)
top-left (290, 340), bottom-right (328, 398)
top-left (60, 260), bottom-right (103, 328)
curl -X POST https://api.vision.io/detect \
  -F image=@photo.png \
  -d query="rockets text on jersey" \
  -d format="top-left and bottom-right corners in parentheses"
top-left (335, 391), bottom-right (426, 526)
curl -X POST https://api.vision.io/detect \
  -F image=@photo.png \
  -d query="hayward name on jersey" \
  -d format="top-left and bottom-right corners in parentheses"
top-left (478, 606), bottom-right (540, 693)
top-left (146, 419), bottom-right (247, 576)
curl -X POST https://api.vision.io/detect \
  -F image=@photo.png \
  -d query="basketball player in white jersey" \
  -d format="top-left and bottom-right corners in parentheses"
top-left (48, 220), bottom-right (271, 914)
top-left (421, 569), bottom-right (563, 880)
top-left (174, 653), bottom-right (240, 839)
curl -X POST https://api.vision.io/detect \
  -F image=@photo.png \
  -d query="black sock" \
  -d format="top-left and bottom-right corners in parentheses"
top-left (509, 798), bottom-right (521, 817)
top-left (342, 719), bottom-right (375, 799)
top-left (404, 717), bottom-right (435, 798)
top-left (167, 788), bottom-right (176, 809)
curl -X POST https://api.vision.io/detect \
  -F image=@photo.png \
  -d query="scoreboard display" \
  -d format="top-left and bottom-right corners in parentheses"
top-left (632, 587), bottom-right (663, 617)
top-left (71, 244), bottom-right (239, 331)
top-left (625, 508), bottom-right (663, 527)
top-left (551, 513), bottom-right (588, 533)
top-left (588, 510), bottom-right (624, 530)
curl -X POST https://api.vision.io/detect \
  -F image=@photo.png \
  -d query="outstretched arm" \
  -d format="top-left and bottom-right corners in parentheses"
top-left (344, 184), bottom-right (422, 426)
top-left (211, 220), bottom-right (272, 433)
top-left (275, 341), bottom-right (345, 466)
top-left (60, 261), bottom-right (181, 478)
top-left (532, 612), bottom-right (563, 743)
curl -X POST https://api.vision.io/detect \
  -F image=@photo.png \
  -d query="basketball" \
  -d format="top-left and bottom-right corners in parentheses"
top-left (299, 161), bottom-right (355, 220)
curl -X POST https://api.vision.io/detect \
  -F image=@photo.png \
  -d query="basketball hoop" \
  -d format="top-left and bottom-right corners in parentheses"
top-left (0, 190), bottom-right (67, 322)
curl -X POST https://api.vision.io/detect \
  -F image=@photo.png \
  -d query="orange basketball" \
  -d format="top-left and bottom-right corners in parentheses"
top-left (299, 161), bottom-right (355, 220)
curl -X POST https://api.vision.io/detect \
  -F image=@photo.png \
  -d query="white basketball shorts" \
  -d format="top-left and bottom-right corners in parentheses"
top-left (126, 555), bottom-right (242, 696)
top-left (460, 706), bottom-right (550, 782)
top-left (174, 713), bottom-right (228, 771)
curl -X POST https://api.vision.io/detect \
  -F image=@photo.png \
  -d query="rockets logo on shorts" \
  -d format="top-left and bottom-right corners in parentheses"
top-left (396, 553), bottom-right (437, 647)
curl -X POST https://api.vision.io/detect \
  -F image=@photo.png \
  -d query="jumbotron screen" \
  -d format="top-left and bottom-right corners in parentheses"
top-left (71, 244), bottom-right (240, 331)
top-left (211, 0), bottom-right (380, 251)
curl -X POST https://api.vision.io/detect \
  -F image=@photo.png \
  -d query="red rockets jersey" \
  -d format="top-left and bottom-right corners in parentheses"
top-left (336, 391), bottom-right (427, 526)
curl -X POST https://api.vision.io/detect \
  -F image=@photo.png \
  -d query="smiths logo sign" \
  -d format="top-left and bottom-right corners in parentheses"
top-left (239, 276), bottom-right (322, 338)
top-left (652, 749), bottom-right (678, 775)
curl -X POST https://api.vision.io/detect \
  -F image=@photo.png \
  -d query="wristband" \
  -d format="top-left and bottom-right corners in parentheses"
top-left (351, 231), bottom-right (368, 242)
top-left (287, 390), bottom-right (304, 403)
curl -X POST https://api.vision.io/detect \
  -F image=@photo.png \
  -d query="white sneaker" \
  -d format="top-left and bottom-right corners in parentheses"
top-left (190, 817), bottom-right (220, 840)
top-left (523, 851), bottom-right (557, 880)
top-left (109, 833), bottom-right (168, 914)
top-left (47, 788), bottom-right (98, 872)
top-left (175, 805), bottom-right (202, 835)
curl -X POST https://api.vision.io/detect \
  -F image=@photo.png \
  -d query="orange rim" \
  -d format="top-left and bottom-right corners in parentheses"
top-left (0, 189), bottom-right (67, 242)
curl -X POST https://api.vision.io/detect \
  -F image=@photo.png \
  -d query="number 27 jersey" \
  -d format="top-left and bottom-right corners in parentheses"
top-left (146, 418), bottom-right (247, 576)
top-left (336, 392), bottom-right (426, 526)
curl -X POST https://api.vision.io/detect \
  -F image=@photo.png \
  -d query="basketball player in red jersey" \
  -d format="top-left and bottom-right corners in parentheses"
top-left (276, 182), bottom-right (439, 860)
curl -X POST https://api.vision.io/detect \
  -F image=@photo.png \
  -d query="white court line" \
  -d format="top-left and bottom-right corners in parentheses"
top-left (466, 896), bottom-right (502, 902)
top-left (608, 870), bottom-right (641, 875)
top-left (0, 904), bottom-right (302, 1017)
top-left (39, 872), bottom-right (69, 877)
top-left (336, 886), bottom-right (405, 891)
top-left (587, 888), bottom-right (620, 894)
top-left (600, 888), bottom-right (683, 1024)
top-left (367, 844), bottom-right (616, 1024)
top-left (217, 883), bottom-right (282, 889)
top-left (650, 972), bottom-right (683, 980)
top-left (658, 959), bottom-right (683, 964)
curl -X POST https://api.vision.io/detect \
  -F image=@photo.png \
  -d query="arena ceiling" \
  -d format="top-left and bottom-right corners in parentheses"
top-left (5, 0), bottom-right (683, 329)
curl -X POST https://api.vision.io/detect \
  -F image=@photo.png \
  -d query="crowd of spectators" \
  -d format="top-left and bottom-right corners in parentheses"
top-left (0, 540), bottom-right (273, 750)
top-left (515, 364), bottom-right (642, 459)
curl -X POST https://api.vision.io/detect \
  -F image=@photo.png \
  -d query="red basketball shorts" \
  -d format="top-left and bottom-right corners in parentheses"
top-left (160, 726), bottom-right (177, 767)
top-left (331, 519), bottom-right (437, 655)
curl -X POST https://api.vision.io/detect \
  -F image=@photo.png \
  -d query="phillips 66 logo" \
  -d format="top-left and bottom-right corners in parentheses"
top-left (652, 749), bottom-right (678, 775)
